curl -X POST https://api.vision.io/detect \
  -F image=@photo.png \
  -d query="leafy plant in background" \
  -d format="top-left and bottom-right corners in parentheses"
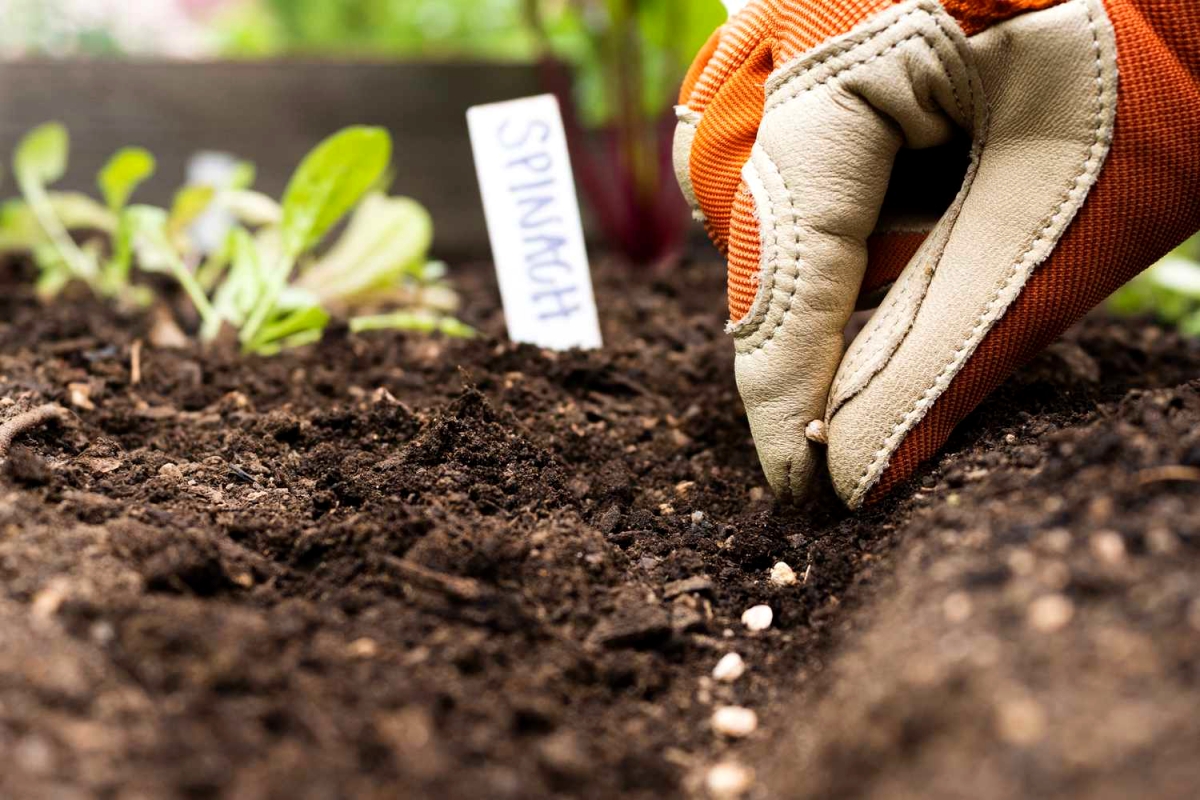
top-left (0, 123), bottom-right (472, 355)
top-left (217, 0), bottom-right (727, 267)
top-left (1109, 235), bottom-right (1200, 336)
top-left (218, 0), bottom-right (538, 61)
top-left (6, 0), bottom-right (726, 266)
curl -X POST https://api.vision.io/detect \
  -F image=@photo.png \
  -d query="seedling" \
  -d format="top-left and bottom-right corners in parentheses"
top-left (0, 122), bottom-right (473, 355)
top-left (238, 125), bottom-right (393, 348)
top-left (204, 126), bottom-right (471, 354)
top-left (97, 146), bottom-right (157, 299)
top-left (10, 123), bottom-right (104, 298)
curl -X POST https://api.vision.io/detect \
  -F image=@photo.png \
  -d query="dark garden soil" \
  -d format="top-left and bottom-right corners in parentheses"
top-left (1, 257), bottom-right (1199, 800)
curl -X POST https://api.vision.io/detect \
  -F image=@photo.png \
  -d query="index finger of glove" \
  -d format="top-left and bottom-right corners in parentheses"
top-left (677, 4), bottom-right (777, 249)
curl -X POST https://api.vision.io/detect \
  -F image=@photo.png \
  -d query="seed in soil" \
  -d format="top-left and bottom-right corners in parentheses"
top-left (705, 762), bottom-right (755, 798)
top-left (1089, 530), bottom-right (1127, 565)
top-left (712, 652), bottom-right (747, 683)
top-left (712, 706), bottom-right (758, 738)
top-left (741, 604), bottom-right (773, 632)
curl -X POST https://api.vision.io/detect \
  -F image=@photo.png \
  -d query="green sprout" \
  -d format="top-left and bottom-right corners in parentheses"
top-left (11, 123), bottom-right (104, 298)
top-left (238, 125), bottom-right (393, 349)
top-left (97, 146), bottom-right (157, 298)
top-left (0, 122), bottom-right (473, 355)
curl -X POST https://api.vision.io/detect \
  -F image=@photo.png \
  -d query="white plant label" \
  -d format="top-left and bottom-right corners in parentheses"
top-left (467, 95), bottom-right (603, 351)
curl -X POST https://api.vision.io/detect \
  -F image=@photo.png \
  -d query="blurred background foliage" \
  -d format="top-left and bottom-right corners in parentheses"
top-left (1, 0), bottom-right (728, 265)
top-left (6, 0), bottom-right (1194, 285)
top-left (1109, 234), bottom-right (1200, 336)
top-left (1, 0), bottom-right (726, 127)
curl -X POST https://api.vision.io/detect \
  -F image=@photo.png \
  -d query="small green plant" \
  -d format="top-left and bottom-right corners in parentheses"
top-left (1109, 235), bottom-right (1200, 336)
top-left (9, 123), bottom-right (106, 298)
top-left (0, 123), bottom-right (473, 355)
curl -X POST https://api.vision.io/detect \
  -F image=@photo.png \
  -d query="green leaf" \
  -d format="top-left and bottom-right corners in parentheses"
top-left (240, 126), bottom-right (391, 348)
top-left (14, 122), bottom-right (69, 187)
top-left (168, 185), bottom-right (217, 239)
top-left (98, 147), bottom-right (156, 213)
top-left (207, 227), bottom-right (264, 340)
top-left (0, 193), bottom-right (116, 252)
top-left (296, 193), bottom-right (433, 306)
top-left (279, 126), bottom-right (392, 259)
top-left (126, 205), bottom-right (218, 330)
top-left (11, 123), bottom-right (99, 285)
top-left (249, 304), bottom-right (330, 354)
top-left (350, 310), bottom-right (475, 339)
top-left (101, 211), bottom-right (145, 297)
top-left (251, 327), bottom-right (325, 357)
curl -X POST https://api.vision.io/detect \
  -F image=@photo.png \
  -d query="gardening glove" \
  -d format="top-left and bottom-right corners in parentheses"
top-left (675, 0), bottom-right (1200, 508)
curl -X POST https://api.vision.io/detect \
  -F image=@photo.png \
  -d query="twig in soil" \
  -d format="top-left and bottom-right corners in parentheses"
top-left (1135, 465), bottom-right (1200, 486)
top-left (130, 340), bottom-right (143, 386)
top-left (0, 404), bottom-right (68, 461)
top-left (381, 555), bottom-right (488, 604)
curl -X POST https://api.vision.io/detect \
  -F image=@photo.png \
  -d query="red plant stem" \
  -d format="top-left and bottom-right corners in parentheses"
top-left (529, 0), bottom-right (693, 266)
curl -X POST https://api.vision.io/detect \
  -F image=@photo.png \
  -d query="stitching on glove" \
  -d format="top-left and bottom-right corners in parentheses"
top-left (675, 106), bottom-right (707, 221)
top-left (851, 0), bottom-right (1113, 506)
top-left (733, 6), bottom-right (969, 351)
top-left (730, 2), bottom-right (959, 341)
top-left (835, 258), bottom-right (930, 380)
top-left (764, 2), bottom-right (970, 124)
top-left (728, 154), bottom-right (785, 338)
top-left (728, 144), bottom-right (791, 341)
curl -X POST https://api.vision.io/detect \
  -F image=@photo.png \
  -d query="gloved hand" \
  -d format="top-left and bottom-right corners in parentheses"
top-left (675, 0), bottom-right (1200, 508)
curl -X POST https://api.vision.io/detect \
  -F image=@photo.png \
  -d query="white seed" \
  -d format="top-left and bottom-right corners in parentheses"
top-left (1028, 594), bottom-right (1075, 633)
top-left (712, 652), bottom-right (746, 683)
top-left (711, 706), bottom-right (758, 738)
top-left (705, 761), bottom-right (754, 798)
top-left (1089, 530), bottom-right (1126, 565)
top-left (691, 511), bottom-right (706, 524)
top-left (741, 604), bottom-right (773, 632)
top-left (769, 561), bottom-right (798, 588)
